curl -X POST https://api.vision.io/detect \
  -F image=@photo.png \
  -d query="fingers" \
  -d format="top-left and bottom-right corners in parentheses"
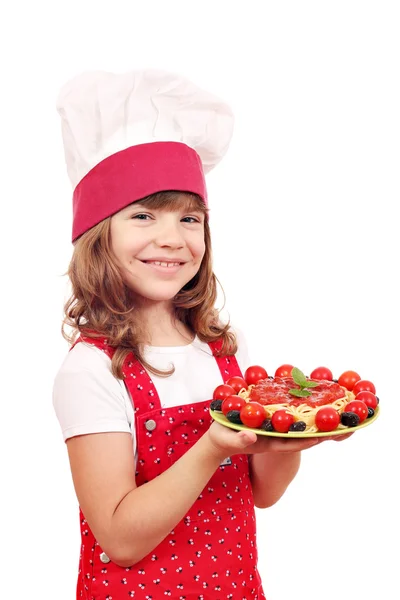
top-left (237, 430), bottom-right (258, 446)
top-left (332, 432), bottom-right (354, 441)
top-left (208, 422), bottom-right (259, 456)
top-left (264, 438), bottom-right (322, 453)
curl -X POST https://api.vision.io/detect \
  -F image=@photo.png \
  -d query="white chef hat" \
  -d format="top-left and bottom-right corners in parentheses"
top-left (56, 69), bottom-right (234, 241)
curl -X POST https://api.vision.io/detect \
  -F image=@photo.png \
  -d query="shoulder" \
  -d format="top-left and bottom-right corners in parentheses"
top-left (53, 341), bottom-right (119, 388)
top-left (52, 342), bottom-right (132, 441)
top-left (58, 339), bottom-right (111, 367)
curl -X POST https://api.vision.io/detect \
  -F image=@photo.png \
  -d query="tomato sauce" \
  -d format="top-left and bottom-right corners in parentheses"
top-left (249, 377), bottom-right (346, 407)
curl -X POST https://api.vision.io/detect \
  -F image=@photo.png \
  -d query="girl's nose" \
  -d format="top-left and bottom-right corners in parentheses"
top-left (154, 221), bottom-right (185, 248)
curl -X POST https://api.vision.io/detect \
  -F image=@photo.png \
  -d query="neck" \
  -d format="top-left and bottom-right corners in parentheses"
top-left (135, 300), bottom-right (194, 347)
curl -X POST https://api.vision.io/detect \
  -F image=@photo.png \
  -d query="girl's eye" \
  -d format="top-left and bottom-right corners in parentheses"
top-left (181, 216), bottom-right (201, 223)
top-left (131, 213), bottom-right (151, 220)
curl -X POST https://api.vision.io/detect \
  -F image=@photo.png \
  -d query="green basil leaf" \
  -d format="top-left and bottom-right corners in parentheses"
top-left (291, 367), bottom-right (308, 387)
top-left (288, 388), bottom-right (312, 397)
top-left (302, 380), bottom-right (319, 388)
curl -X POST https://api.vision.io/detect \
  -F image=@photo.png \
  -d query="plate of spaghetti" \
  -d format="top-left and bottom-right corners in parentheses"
top-left (210, 405), bottom-right (380, 438)
top-left (209, 366), bottom-right (380, 437)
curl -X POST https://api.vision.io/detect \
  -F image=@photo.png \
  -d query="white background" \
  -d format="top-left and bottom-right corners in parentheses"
top-left (1, 1), bottom-right (399, 599)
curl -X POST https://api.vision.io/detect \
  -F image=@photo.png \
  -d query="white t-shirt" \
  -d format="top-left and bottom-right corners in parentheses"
top-left (52, 329), bottom-right (251, 456)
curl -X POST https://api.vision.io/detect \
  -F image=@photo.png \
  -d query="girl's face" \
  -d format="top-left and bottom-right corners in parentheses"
top-left (110, 195), bottom-right (206, 304)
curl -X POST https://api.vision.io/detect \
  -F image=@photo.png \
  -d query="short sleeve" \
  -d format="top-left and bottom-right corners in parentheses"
top-left (52, 342), bottom-right (133, 442)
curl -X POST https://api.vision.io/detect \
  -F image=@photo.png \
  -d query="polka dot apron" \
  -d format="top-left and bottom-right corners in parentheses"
top-left (73, 336), bottom-right (266, 600)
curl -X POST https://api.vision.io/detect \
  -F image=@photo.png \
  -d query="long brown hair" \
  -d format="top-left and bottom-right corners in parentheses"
top-left (62, 191), bottom-right (237, 378)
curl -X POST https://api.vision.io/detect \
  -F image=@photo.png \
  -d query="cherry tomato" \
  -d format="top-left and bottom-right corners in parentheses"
top-left (275, 364), bottom-right (294, 378)
top-left (345, 400), bottom-right (369, 422)
top-left (271, 410), bottom-right (295, 433)
top-left (352, 379), bottom-right (376, 396)
top-left (244, 365), bottom-right (268, 386)
top-left (310, 366), bottom-right (333, 381)
top-left (337, 370), bottom-right (361, 391)
top-left (221, 395), bottom-right (247, 416)
top-left (226, 376), bottom-right (248, 393)
top-left (355, 391), bottom-right (378, 410)
top-left (213, 384), bottom-right (236, 401)
top-left (240, 402), bottom-right (266, 428)
top-left (315, 406), bottom-right (340, 432)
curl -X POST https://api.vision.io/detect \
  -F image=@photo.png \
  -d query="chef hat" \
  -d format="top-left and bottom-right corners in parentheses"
top-left (56, 69), bottom-right (234, 241)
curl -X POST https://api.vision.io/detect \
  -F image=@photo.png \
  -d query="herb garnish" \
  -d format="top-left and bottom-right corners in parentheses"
top-left (289, 367), bottom-right (319, 398)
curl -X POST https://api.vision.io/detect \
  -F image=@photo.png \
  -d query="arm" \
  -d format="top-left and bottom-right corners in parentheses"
top-left (67, 431), bottom-right (223, 568)
top-left (66, 421), bottom-right (287, 568)
top-left (248, 452), bottom-right (301, 508)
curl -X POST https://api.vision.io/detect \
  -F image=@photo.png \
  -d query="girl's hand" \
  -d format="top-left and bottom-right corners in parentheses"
top-left (207, 421), bottom-right (354, 460)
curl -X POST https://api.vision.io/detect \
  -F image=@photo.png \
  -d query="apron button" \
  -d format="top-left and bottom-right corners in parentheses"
top-left (99, 552), bottom-right (111, 564)
top-left (145, 419), bottom-right (157, 431)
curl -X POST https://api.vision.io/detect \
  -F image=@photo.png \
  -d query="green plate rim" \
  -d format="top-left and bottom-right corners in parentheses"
top-left (210, 405), bottom-right (380, 438)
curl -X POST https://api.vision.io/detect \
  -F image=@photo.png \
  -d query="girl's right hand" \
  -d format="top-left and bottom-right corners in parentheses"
top-left (206, 421), bottom-right (274, 459)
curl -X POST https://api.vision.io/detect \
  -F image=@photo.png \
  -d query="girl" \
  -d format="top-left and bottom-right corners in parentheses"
top-left (53, 69), bottom-right (349, 600)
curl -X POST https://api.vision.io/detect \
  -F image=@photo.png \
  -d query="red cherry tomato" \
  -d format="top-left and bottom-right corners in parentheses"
top-left (352, 379), bottom-right (376, 396)
top-left (240, 402), bottom-right (266, 428)
top-left (275, 364), bottom-right (294, 378)
top-left (345, 400), bottom-right (369, 422)
top-left (244, 365), bottom-right (268, 386)
top-left (310, 366), bottom-right (333, 381)
top-left (315, 406), bottom-right (340, 432)
top-left (213, 384), bottom-right (236, 401)
top-left (226, 376), bottom-right (248, 394)
top-left (221, 395), bottom-right (247, 416)
top-left (355, 391), bottom-right (378, 410)
top-left (337, 370), bottom-right (361, 391)
top-left (271, 410), bottom-right (295, 433)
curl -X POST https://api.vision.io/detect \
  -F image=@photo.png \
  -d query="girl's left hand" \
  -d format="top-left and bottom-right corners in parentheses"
top-left (236, 429), bottom-right (354, 454)
top-left (322, 432), bottom-right (354, 442)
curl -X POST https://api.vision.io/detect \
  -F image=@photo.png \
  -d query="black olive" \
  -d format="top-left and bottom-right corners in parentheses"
top-left (259, 419), bottom-right (274, 432)
top-left (340, 411), bottom-right (360, 427)
top-left (289, 421), bottom-right (307, 432)
top-left (226, 410), bottom-right (243, 424)
top-left (210, 399), bottom-right (223, 411)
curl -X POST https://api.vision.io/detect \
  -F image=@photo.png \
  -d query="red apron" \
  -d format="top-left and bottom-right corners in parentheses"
top-left (74, 336), bottom-right (265, 599)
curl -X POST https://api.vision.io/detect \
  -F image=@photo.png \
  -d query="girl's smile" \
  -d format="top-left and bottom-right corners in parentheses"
top-left (137, 257), bottom-right (188, 278)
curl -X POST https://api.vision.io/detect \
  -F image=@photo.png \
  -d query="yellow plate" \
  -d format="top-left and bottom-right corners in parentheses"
top-left (210, 405), bottom-right (380, 438)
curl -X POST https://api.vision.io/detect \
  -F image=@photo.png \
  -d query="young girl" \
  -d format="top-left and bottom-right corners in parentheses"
top-left (53, 69), bottom-right (349, 600)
